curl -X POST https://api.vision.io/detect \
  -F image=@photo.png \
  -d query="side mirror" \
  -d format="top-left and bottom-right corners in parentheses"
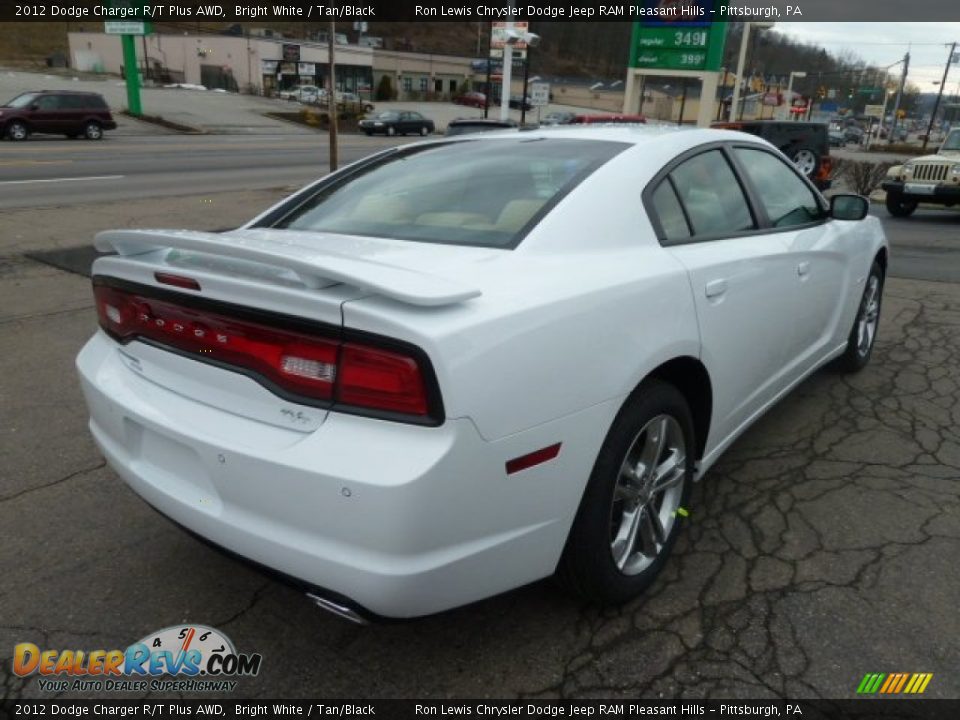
top-left (830, 194), bottom-right (870, 221)
top-left (29, 104), bottom-right (39, 111)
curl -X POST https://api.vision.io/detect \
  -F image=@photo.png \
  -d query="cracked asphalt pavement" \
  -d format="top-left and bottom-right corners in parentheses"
top-left (1, 193), bottom-right (958, 701)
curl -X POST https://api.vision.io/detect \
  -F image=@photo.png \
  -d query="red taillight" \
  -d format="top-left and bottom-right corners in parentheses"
top-left (337, 343), bottom-right (429, 416)
top-left (93, 282), bottom-right (436, 421)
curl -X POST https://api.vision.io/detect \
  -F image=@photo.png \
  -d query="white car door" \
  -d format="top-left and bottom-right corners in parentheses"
top-left (730, 145), bottom-right (853, 375)
top-left (647, 146), bottom-right (800, 450)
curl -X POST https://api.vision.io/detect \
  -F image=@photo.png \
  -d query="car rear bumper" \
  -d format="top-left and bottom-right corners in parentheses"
top-left (77, 331), bottom-right (605, 618)
top-left (882, 181), bottom-right (960, 203)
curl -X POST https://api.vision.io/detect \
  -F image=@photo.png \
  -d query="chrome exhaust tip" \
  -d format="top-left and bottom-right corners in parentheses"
top-left (306, 592), bottom-right (370, 625)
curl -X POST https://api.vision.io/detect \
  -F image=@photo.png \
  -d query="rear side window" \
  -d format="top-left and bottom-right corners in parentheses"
top-left (272, 139), bottom-right (628, 248)
top-left (669, 150), bottom-right (755, 237)
top-left (650, 181), bottom-right (690, 242)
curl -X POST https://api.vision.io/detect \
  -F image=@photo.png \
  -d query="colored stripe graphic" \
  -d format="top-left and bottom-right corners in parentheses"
top-left (857, 672), bottom-right (933, 694)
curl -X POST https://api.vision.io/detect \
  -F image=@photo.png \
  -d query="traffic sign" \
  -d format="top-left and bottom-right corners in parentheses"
top-left (530, 82), bottom-right (550, 108)
top-left (864, 104), bottom-right (885, 119)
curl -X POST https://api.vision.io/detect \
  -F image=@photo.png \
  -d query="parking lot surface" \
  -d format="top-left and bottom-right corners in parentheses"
top-left (1, 190), bottom-right (959, 701)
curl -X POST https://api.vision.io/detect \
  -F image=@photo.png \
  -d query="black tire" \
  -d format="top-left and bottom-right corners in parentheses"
top-left (885, 192), bottom-right (918, 218)
top-left (6, 120), bottom-right (29, 141)
top-left (386, 126), bottom-right (396, 137)
top-left (364, 130), bottom-right (372, 137)
top-left (836, 260), bottom-right (884, 373)
top-left (558, 379), bottom-right (695, 605)
top-left (789, 146), bottom-right (821, 179)
top-left (83, 121), bottom-right (103, 140)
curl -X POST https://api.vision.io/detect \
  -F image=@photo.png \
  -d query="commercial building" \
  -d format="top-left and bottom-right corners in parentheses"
top-left (67, 31), bottom-right (476, 101)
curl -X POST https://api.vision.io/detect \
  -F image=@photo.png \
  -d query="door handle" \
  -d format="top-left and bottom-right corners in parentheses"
top-left (797, 262), bottom-right (811, 277)
top-left (705, 279), bottom-right (727, 299)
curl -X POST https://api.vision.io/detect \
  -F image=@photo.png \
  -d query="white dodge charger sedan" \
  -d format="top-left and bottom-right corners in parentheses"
top-left (77, 127), bottom-right (888, 621)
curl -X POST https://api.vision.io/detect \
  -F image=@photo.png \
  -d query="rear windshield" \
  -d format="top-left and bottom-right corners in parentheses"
top-left (5, 93), bottom-right (38, 108)
top-left (272, 138), bottom-right (627, 248)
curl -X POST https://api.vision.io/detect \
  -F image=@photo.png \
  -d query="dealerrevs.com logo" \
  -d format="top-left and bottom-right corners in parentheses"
top-left (13, 625), bottom-right (262, 693)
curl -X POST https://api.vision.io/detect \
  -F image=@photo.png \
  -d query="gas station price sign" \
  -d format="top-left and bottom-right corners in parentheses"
top-left (630, 0), bottom-right (728, 72)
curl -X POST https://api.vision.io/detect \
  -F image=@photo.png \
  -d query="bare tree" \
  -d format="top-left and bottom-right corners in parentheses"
top-left (840, 160), bottom-right (893, 196)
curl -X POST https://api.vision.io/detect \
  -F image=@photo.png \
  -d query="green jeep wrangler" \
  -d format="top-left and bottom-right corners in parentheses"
top-left (882, 129), bottom-right (960, 217)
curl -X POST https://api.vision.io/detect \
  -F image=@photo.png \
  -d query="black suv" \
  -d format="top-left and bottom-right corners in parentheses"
top-left (712, 121), bottom-right (833, 190)
top-left (1, 90), bottom-right (117, 141)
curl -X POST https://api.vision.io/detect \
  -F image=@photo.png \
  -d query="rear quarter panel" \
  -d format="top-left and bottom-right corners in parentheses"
top-left (341, 144), bottom-right (702, 442)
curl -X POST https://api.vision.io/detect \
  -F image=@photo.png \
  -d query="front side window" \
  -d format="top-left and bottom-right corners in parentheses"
top-left (734, 148), bottom-right (825, 227)
top-left (35, 95), bottom-right (63, 110)
top-left (272, 139), bottom-right (628, 248)
top-left (669, 150), bottom-right (755, 237)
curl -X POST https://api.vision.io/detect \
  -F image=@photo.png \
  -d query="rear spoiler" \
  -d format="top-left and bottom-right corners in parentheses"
top-left (94, 229), bottom-right (482, 308)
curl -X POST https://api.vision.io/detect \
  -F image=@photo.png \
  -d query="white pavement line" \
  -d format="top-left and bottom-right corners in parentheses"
top-left (0, 175), bottom-right (125, 186)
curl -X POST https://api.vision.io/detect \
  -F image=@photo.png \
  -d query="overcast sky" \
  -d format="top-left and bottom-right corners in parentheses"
top-left (775, 23), bottom-right (960, 92)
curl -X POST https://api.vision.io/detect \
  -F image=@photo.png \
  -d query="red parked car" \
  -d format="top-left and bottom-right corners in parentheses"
top-left (1, 90), bottom-right (116, 141)
top-left (454, 91), bottom-right (487, 109)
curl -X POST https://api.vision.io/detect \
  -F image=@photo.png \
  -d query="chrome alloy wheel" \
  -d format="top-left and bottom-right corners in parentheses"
top-left (793, 149), bottom-right (817, 177)
top-left (857, 274), bottom-right (881, 356)
top-left (609, 414), bottom-right (686, 575)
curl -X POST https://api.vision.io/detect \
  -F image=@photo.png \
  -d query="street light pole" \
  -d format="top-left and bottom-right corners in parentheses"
top-left (923, 41), bottom-right (957, 152)
top-left (730, 22), bottom-right (751, 121)
top-left (327, 20), bottom-right (338, 172)
top-left (499, 0), bottom-right (516, 121)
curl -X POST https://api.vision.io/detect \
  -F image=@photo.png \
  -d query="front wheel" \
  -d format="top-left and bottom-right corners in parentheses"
top-left (386, 126), bottom-right (396, 137)
top-left (6, 121), bottom-right (29, 141)
top-left (836, 260), bottom-right (884, 373)
top-left (558, 380), bottom-right (694, 605)
top-left (885, 193), bottom-right (917, 217)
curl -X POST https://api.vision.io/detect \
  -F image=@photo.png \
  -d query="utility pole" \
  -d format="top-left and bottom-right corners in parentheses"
top-left (888, 50), bottom-right (910, 144)
top-left (923, 41), bottom-right (957, 152)
top-left (328, 20), bottom-right (338, 172)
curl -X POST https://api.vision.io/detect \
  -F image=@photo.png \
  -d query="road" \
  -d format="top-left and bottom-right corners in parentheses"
top-left (0, 133), bottom-right (409, 210)
top-left (3, 132), bottom-right (959, 283)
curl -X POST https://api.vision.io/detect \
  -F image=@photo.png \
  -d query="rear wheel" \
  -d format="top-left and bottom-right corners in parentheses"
top-left (885, 193), bottom-right (918, 217)
top-left (84, 121), bottom-right (103, 140)
top-left (386, 126), bottom-right (396, 137)
top-left (558, 380), bottom-right (694, 605)
top-left (419, 125), bottom-right (429, 136)
top-left (790, 146), bottom-right (820, 179)
top-left (837, 261), bottom-right (884, 373)
top-left (6, 121), bottom-right (29, 141)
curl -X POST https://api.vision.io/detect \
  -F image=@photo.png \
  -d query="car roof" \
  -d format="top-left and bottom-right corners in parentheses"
top-left (23, 90), bottom-right (104, 96)
top-left (473, 124), bottom-right (769, 148)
